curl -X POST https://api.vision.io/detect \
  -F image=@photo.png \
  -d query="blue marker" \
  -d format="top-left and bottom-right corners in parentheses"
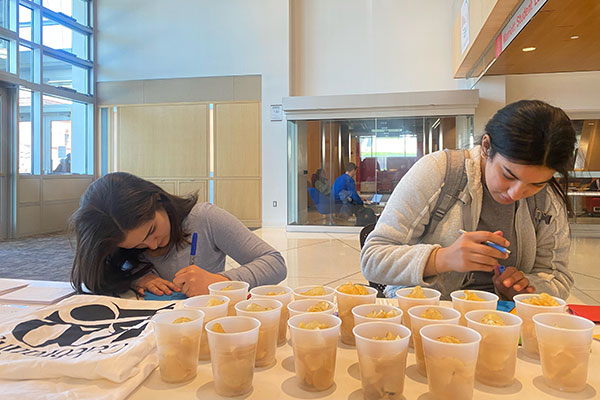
top-left (189, 232), bottom-right (198, 265)
top-left (458, 229), bottom-right (511, 254)
top-left (498, 265), bottom-right (506, 274)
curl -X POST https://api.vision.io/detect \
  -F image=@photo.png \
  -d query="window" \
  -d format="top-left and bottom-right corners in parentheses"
top-left (43, 16), bottom-right (88, 60)
top-left (19, 89), bottom-right (34, 174)
top-left (43, 0), bottom-right (88, 26)
top-left (0, 0), bottom-right (8, 29)
top-left (0, 38), bottom-right (8, 72)
top-left (19, 45), bottom-right (33, 80)
top-left (43, 54), bottom-right (89, 94)
top-left (18, 5), bottom-right (32, 41)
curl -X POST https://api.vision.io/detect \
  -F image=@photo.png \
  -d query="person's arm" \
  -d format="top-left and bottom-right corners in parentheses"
top-left (348, 177), bottom-right (363, 205)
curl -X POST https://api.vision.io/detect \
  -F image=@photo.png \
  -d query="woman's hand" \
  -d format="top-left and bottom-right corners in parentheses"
top-left (492, 266), bottom-right (535, 299)
top-left (435, 230), bottom-right (510, 274)
top-left (173, 265), bottom-right (230, 297)
top-left (135, 273), bottom-right (181, 296)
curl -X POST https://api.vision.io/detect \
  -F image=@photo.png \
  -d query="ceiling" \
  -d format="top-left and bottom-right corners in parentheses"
top-left (486, 0), bottom-right (600, 76)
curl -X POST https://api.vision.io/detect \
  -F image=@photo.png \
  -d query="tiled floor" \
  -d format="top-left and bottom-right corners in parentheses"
top-left (228, 228), bottom-right (600, 305)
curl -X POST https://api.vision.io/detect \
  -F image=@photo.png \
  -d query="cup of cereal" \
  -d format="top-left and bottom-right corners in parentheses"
top-left (250, 285), bottom-right (293, 346)
top-left (287, 299), bottom-right (336, 318)
top-left (514, 293), bottom-right (566, 359)
top-left (465, 310), bottom-right (522, 387)
top-left (352, 303), bottom-right (403, 326)
top-left (235, 298), bottom-right (282, 368)
top-left (420, 324), bottom-right (481, 400)
top-left (208, 281), bottom-right (250, 316)
top-left (183, 294), bottom-right (230, 360)
top-left (533, 313), bottom-right (594, 392)
top-left (396, 286), bottom-right (441, 346)
top-left (292, 285), bottom-right (336, 301)
top-left (151, 309), bottom-right (205, 383)
top-left (335, 282), bottom-right (378, 345)
top-left (408, 305), bottom-right (461, 376)
top-left (450, 290), bottom-right (498, 326)
top-left (353, 322), bottom-right (412, 400)
top-left (288, 313), bottom-right (341, 392)
top-left (205, 316), bottom-right (261, 397)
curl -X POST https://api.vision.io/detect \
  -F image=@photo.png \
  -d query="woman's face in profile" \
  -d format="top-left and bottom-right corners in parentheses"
top-left (483, 152), bottom-right (555, 204)
top-left (117, 208), bottom-right (171, 250)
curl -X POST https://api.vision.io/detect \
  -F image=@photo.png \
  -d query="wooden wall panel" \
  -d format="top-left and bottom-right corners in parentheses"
top-left (118, 104), bottom-right (209, 178)
top-left (179, 180), bottom-right (208, 203)
top-left (17, 206), bottom-right (41, 236)
top-left (215, 103), bottom-right (260, 177)
top-left (19, 178), bottom-right (40, 204)
top-left (214, 179), bottom-right (261, 227)
top-left (43, 177), bottom-right (94, 202)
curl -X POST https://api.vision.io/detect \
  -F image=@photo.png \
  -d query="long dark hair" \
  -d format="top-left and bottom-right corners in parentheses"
top-left (482, 100), bottom-right (576, 214)
top-left (69, 172), bottom-right (197, 295)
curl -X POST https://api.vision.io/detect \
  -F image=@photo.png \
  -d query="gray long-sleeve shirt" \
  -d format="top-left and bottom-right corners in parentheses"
top-left (142, 203), bottom-right (286, 288)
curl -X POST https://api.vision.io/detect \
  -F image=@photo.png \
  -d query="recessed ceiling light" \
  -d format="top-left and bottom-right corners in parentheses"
top-left (570, 35), bottom-right (580, 40)
top-left (522, 47), bottom-right (536, 52)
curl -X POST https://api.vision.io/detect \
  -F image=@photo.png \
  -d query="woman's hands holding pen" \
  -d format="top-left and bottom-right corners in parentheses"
top-left (432, 230), bottom-right (510, 275)
top-left (492, 265), bottom-right (535, 299)
top-left (173, 265), bottom-right (230, 297)
top-left (135, 272), bottom-right (181, 296)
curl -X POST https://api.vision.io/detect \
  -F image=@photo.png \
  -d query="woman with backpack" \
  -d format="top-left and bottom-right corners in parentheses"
top-left (360, 100), bottom-right (576, 300)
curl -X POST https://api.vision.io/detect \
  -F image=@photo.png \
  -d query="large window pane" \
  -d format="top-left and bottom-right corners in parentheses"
top-left (0, 38), bottom-right (8, 72)
top-left (19, 89), bottom-right (33, 174)
top-left (43, 54), bottom-right (89, 94)
top-left (19, 5), bottom-right (32, 41)
top-left (43, 0), bottom-right (88, 26)
top-left (0, 0), bottom-right (8, 29)
top-left (19, 45), bottom-right (33, 81)
top-left (43, 94), bottom-right (91, 175)
top-left (43, 17), bottom-right (88, 59)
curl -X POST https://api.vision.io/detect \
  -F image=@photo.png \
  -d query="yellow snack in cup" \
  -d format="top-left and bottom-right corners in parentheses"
top-left (299, 321), bottom-right (330, 330)
top-left (307, 301), bottom-right (330, 312)
top-left (480, 313), bottom-right (505, 326)
top-left (221, 284), bottom-right (234, 291)
top-left (365, 309), bottom-right (398, 318)
top-left (406, 285), bottom-right (426, 299)
top-left (245, 303), bottom-right (274, 312)
top-left (337, 282), bottom-right (369, 295)
top-left (299, 286), bottom-right (326, 296)
top-left (172, 317), bottom-right (192, 324)
top-left (462, 290), bottom-right (484, 301)
top-left (420, 308), bottom-right (443, 320)
top-left (436, 335), bottom-right (462, 344)
top-left (206, 298), bottom-right (226, 306)
top-left (266, 290), bottom-right (286, 295)
top-left (372, 332), bottom-right (402, 341)
top-left (211, 323), bottom-right (226, 333)
top-left (522, 293), bottom-right (560, 306)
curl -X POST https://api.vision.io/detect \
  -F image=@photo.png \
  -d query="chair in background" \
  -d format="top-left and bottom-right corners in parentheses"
top-left (359, 223), bottom-right (387, 298)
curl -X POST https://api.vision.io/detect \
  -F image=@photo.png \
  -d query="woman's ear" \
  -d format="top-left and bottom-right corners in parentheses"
top-left (481, 134), bottom-right (491, 158)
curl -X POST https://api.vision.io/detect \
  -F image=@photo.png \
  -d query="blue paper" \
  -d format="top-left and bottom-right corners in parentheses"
top-left (144, 291), bottom-right (188, 301)
top-left (497, 300), bottom-right (515, 313)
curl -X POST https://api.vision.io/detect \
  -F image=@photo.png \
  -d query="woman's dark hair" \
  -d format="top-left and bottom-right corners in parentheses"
top-left (482, 99), bottom-right (576, 214)
top-left (69, 172), bottom-right (197, 295)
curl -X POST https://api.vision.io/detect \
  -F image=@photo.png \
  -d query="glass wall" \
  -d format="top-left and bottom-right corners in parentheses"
top-left (569, 119), bottom-right (600, 225)
top-left (288, 115), bottom-right (473, 227)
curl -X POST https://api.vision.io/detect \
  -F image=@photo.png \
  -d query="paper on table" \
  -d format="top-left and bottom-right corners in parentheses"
top-left (568, 304), bottom-right (600, 323)
top-left (0, 285), bottom-right (75, 305)
top-left (0, 278), bottom-right (29, 296)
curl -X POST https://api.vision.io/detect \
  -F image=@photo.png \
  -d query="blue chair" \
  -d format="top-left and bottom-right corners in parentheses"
top-left (308, 188), bottom-right (337, 214)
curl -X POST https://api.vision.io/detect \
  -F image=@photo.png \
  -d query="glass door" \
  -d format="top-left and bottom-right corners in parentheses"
top-left (0, 86), bottom-right (9, 239)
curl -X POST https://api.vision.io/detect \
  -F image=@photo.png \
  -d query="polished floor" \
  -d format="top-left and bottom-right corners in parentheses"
top-left (227, 228), bottom-right (600, 305)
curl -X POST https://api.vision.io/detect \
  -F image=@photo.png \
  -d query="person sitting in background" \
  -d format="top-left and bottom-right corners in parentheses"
top-left (313, 168), bottom-right (331, 196)
top-left (333, 163), bottom-right (376, 225)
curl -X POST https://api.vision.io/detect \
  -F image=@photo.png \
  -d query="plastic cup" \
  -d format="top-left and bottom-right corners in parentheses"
top-left (288, 313), bottom-right (341, 392)
top-left (205, 316), bottom-right (261, 397)
top-left (292, 285), bottom-right (336, 301)
top-left (420, 324), bottom-right (481, 400)
top-left (183, 295), bottom-right (230, 361)
top-left (352, 303), bottom-right (403, 326)
top-left (335, 285), bottom-right (378, 345)
top-left (151, 309), bottom-right (205, 383)
top-left (465, 310), bottom-right (522, 387)
top-left (450, 290), bottom-right (498, 326)
top-left (353, 322), bottom-right (412, 400)
top-left (513, 293), bottom-right (566, 358)
top-left (396, 287), bottom-right (441, 346)
top-left (408, 305), bottom-right (461, 376)
top-left (235, 298), bottom-right (282, 367)
top-left (250, 285), bottom-right (293, 346)
top-left (208, 281), bottom-right (250, 316)
top-left (533, 313), bottom-right (594, 392)
top-left (287, 299), bottom-right (336, 318)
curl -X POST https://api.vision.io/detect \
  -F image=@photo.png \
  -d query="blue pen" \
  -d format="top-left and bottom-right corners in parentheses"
top-left (189, 232), bottom-right (198, 265)
top-left (457, 229), bottom-right (511, 254)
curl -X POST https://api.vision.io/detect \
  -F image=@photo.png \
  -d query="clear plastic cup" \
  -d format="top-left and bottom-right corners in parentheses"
top-left (151, 309), bottom-right (205, 383)
top-left (208, 281), bottom-right (250, 316)
top-left (250, 285), bottom-right (293, 346)
top-left (465, 310), bottom-right (522, 387)
top-left (205, 316), bottom-right (261, 397)
top-left (396, 287), bottom-right (441, 346)
top-left (420, 324), bottom-right (481, 400)
top-left (450, 290), bottom-right (498, 326)
top-left (292, 285), bottom-right (336, 301)
top-left (533, 313), bottom-right (594, 392)
top-left (183, 294), bottom-right (230, 361)
top-left (335, 285), bottom-right (378, 345)
top-left (513, 293), bottom-right (566, 358)
top-left (235, 298), bottom-right (282, 368)
top-left (353, 322), bottom-right (412, 400)
top-left (287, 299), bottom-right (336, 318)
top-left (408, 305), bottom-right (461, 376)
top-left (352, 303), bottom-right (403, 326)
top-left (288, 313), bottom-right (342, 392)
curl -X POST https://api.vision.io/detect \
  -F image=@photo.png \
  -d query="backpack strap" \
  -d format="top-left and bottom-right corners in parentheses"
top-left (421, 149), bottom-right (470, 240)
top-left (526, 187), bottom-right (552, 228)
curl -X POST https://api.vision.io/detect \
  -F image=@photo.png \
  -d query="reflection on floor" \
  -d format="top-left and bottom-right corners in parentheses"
top-left (225, 228), bottom-right (600, 305)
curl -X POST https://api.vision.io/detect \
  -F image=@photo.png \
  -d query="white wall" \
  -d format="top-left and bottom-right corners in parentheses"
top-left (473, 75), bottom-right (506, 138)
top-left (292, 0), bottom-right (462, 96)
top-left (96, 0), bottom-right (290, 227)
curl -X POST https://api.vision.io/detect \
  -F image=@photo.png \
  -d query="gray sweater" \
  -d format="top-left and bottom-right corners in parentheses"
top-left (142, 203), bottom-right (286, 288)
top-left (361, 146), bottom-right (573, 300)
